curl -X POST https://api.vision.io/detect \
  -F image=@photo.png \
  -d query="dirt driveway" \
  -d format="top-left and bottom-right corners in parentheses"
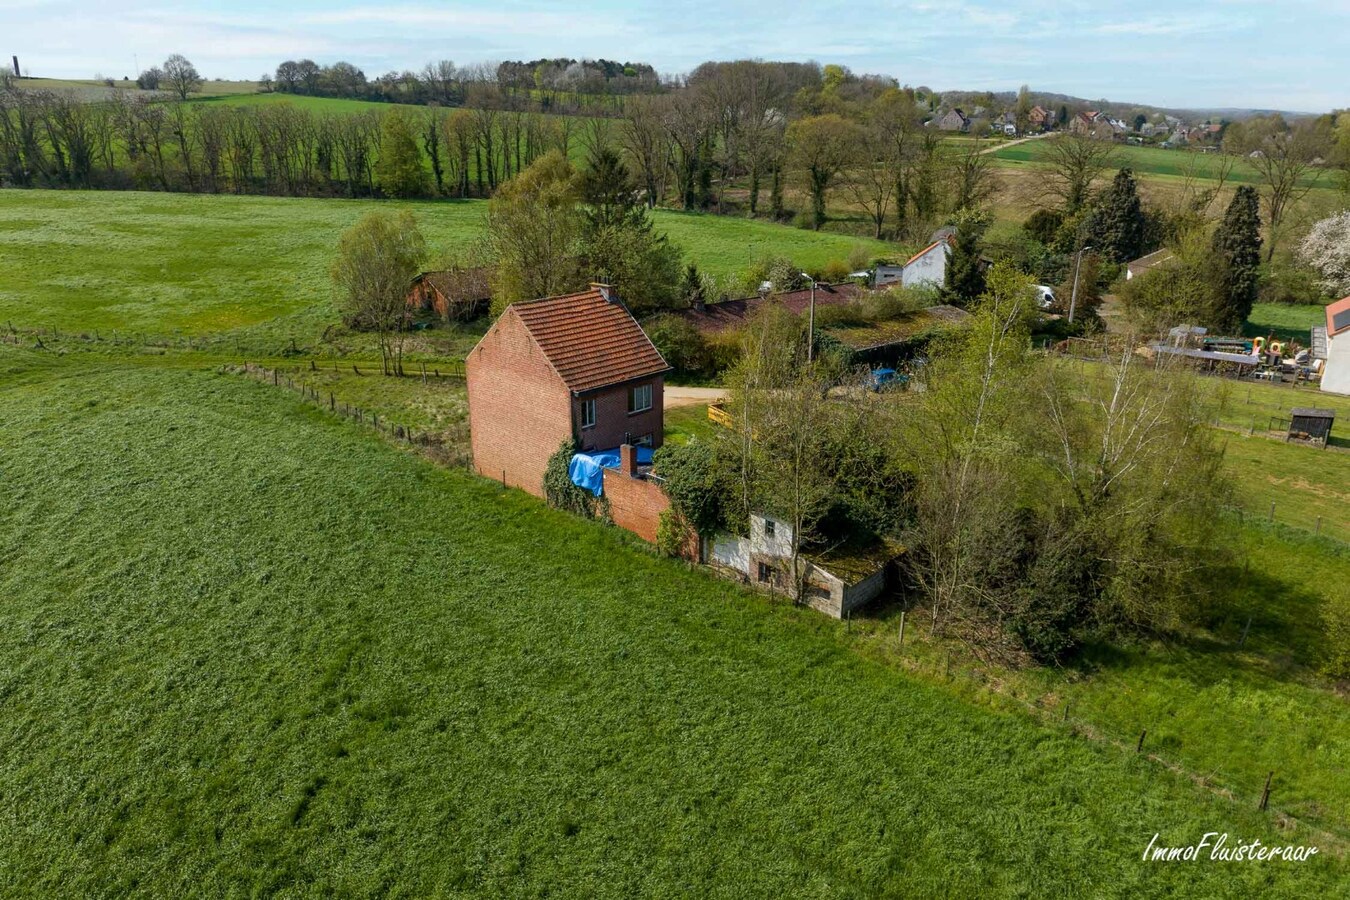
top-left (664, 386), bottom-right (728, 408)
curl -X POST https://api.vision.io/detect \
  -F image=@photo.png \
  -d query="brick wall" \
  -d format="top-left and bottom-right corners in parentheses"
top-left (602, 469), bottom-right (671, 543)
top-left (575, 378), bottom-right (664, 452)
top-left (466, 309), bottom-right (573, 498)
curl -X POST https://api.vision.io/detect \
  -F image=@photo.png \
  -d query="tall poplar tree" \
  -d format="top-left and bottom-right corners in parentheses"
top-left (1212, 185), bottom-right (1263, 331)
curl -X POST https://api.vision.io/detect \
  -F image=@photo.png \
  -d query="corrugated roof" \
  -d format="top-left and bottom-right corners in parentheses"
top-left (510, 287), bottom-right (669, 394)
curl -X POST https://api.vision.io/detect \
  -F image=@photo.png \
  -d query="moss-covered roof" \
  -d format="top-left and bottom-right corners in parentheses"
top-left (825, 304), bottom-right (971, 352)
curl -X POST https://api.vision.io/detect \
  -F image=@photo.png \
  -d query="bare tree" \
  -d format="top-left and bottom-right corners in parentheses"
top-left (1043, 133), bottom-right (1117, 212)
top-left (162, 54), bottom-right (202, 101)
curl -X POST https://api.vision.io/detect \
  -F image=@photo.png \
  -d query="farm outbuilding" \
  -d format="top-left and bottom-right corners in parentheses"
top-left (1287, 408), bottom-right (1335, 448)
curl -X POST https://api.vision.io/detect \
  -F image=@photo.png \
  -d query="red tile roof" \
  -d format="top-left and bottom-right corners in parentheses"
top-left (905, 239), bottom-right (950, 267)
top-left (1327, 296), bottom-right (1350, 338)
top-left (676, 282), bottom-right (865, 334)
top-left (510, 286), bottom-right (670, 393)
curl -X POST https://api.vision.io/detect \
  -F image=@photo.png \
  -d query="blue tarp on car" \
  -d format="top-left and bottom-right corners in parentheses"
top-left (568, 446), bottom-right (656, 496)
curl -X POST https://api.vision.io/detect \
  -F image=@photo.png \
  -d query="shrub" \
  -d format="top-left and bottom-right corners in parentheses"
top-left (652, 440), bottom-right (727, 536)
top-left (1023, 208), bottom-right (1064, 244)
top-left (543, 439), bottom-right (601, 519)
top-left (821, 258), bottom-right (851, 282)
top-left (645, 315), bottom-right (712, 379)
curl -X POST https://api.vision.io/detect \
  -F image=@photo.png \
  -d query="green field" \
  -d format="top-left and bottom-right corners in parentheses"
top-left (0, 190), bottom-right (892, 348)
top-left (13, 77), bottom-right (260, 99)
top-left (0, 352), bottom-right (1340, 895)
top-left (991, 140), bottom-right (1326, 188)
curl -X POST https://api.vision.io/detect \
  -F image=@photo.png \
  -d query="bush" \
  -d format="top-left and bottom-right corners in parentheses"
top-left (821, 258), bottom-right (851, 282)
top-left (1260, 259), bottom-right (1326, 305)
top-left (645, 315), bottom-right (712, 379)
top-left (543, 439), bottom-right (602, 519)
top-left (1023, 208), bottom-right (1064, 244)
top-left (652, 440), bottom-right (728, 536)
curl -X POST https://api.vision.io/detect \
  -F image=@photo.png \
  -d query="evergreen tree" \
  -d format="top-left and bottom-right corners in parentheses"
top-left (578, 148), bottom-right (684, 311)
top-left (1212, 185), bottom-right (1263, 331)
top-left (375, 111), bottom-right (429, 199)
top-left (941, 211), bottom-right (989, 307)
top-left (1085, 168), bottom-right (1145, 263)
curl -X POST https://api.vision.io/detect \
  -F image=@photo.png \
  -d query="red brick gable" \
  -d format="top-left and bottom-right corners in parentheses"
top-left (508, 287), bottom-right (670, 393)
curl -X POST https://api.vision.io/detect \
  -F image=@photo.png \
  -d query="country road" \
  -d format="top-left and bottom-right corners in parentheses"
top-left (664, 385), bottom-right (728, 408)
top-left (979, 131), bottom-right (1053, 154)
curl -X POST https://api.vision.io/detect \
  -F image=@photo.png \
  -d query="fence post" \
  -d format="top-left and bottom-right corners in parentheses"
top-left (1137, 729), bottom-right (1147, 753)
top-left (1268, 502), bottom-right (1275, 524)
top-left (1259, 772), bottom-right (1273, 811)
top-left (1315, 517), bottom-right (1322, 537)
top-left (898, 610), bottom-right (906, 648)
top-left (1062, 698), bottom-right (1071, 723)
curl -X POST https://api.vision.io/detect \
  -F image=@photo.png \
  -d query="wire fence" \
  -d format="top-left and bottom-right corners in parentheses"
top-left (846, 608), bottom-right (1349, 856)
top-left (230, 361), bottom-right (470, 466)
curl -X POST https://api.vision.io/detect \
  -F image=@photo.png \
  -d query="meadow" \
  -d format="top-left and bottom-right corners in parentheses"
top-left (0, 190), bottom-right (891, 348)
top-left (0, 352), bottom-right (1341, 895)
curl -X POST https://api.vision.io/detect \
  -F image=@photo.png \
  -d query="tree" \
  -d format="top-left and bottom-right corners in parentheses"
top-left (1014, 84), bottom-right (1032, 134)
top-left (1297, 210), bottom-right (1350, 298)
top-left (484, 150), bottom-right (584, 313)
top-left (1211, 186), bottom-right (1263, 329)
top-left (578, 147), bottom-right (683, 311)
top-left (330, 210), bottom-right (426, 375)
top-left (786, 114), bottom-right (858, 230)
top-left (1084, 167), bottom-right (1146, 263)
top-left (374, 110), bottom-right (428, 198)
top-left (1226, 115), bottom-right (1325, 260)
top-left (942, 210), bottom-right (989, 306)
top-left (1043, 133), bottom-right (1116, 212)
top-left (136, 67), bottom-right (163, 91)
top-left (162, 54), bottom-right (202, 101)
top-left (902, 263), bottom-right (1036, 643)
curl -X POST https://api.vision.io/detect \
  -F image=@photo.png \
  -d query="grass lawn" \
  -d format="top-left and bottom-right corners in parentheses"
top-left (1245, 303), bottom-right (1329, 344)
top-left (0, 353), bottom-right (1339, 895)
top-left (0, 191), bottom-right (894, 351)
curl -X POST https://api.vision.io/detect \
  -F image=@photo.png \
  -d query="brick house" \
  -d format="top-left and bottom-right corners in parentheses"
top-left (466, 283), bottom-right (670, 497)
top-left (934, 108), bottom-right (970, 132)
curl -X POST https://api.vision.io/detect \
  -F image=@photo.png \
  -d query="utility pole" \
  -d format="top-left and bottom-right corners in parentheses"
top-left (800, 272), bottom-right (817, 363)
top-left (1068, 245), bottom-right (1092, 324)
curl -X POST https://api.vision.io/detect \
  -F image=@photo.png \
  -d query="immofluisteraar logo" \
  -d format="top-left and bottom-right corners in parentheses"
top-left (1143, 833), bottom-right (1320, 862)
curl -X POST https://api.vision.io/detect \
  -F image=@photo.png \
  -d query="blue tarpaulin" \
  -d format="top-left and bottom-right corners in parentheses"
top-left (568, 446), bottom-right (655, 496)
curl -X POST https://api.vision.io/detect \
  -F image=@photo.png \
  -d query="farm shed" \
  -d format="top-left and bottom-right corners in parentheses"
top-left (708, 514), bottom-right (901, 619)
top-left (408, 267), bottom-right (491, 320)
top-left (1287, 408), bottom-right (1334, 448)
top-left (677, 282), bottom-right (864, 335)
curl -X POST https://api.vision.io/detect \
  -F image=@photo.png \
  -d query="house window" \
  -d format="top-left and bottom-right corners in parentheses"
top-left (634, 433), bottom-right (653, 447)
top-left (627, 383), bottom-right (652, 414)
top-left (757, 562), bottom-right (774, 583)
top-left (580, 399), bottom-right (596, 430)
top-left (764, 520), bottom-right (775, 537)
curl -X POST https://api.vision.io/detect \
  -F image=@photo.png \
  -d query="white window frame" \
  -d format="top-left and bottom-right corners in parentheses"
top-left (580, 399), bottom-right (596, 430)
top-left (627, 383), bottom-right (653, 414)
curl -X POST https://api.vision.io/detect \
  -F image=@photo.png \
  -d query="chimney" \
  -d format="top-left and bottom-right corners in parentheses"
top-left (620, 443), bottom-right (638, 477)
top-left (591, 282), bottom-right (616, 304)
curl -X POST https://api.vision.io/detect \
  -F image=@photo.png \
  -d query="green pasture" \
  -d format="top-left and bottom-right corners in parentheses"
top-left (0, 355), bottom-right (1339, 895)
top-left (0, 190), bottom-right (893, 347)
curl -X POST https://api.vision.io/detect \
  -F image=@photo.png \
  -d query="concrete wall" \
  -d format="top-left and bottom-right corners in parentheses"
top-left (711, 533), bottom-right (750, 574)
top-left (1323, 332), bottom-right (1350, 395)
top-left (903, 243), bottom-right (950, 290)
top-left (466, 308), bottom-right (573, 497)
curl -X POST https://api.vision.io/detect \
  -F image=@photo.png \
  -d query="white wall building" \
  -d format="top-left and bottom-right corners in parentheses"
top-left (1321, 297), bottom-right (1350, 395)
top-left (901, 239), bottom-right (952, 290)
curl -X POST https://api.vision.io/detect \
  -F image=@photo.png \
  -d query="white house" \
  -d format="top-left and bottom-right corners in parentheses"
top-left (708, 513), bottom-right (899, 619)
top-left (901, 238), bottom-right (952, 290)
top-left (1321, 296), bottom-right (1350, 395)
